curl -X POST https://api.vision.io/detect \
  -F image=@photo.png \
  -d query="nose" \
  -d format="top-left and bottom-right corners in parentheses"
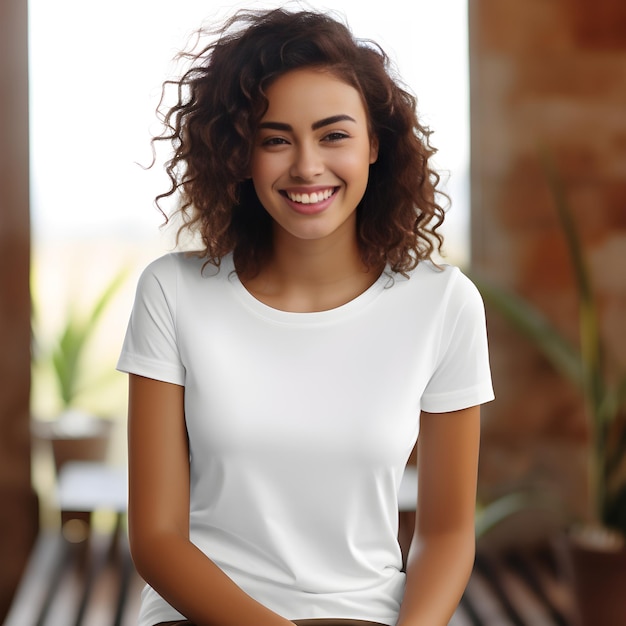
top-left (289, 142), bottom-right (324, 180)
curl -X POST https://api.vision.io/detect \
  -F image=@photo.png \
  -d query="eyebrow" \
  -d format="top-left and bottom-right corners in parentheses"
top-left (258, 114), bottom-right (357, 132)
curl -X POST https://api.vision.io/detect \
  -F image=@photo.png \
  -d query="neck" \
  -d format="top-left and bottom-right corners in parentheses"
top-left (242, 226), bottom-right (383, 313)
top-left (274, 232), bottom-right (364, 284)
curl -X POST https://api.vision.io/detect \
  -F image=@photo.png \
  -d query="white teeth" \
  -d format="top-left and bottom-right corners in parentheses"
top-left (287, 189), bottom-right (334, 204)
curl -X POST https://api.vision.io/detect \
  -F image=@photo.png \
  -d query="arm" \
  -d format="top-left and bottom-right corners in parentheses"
top-left (127, 373), bottom-right (294, 626)
top-left (396, 406), bottom-right (481, 626)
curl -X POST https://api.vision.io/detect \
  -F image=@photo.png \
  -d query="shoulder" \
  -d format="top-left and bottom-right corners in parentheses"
top-left (130, 253), bottom-right (230, 314)
top-left (397, 260), bottom-right (478, 298)
top-left (138, 252), bottom-right (230, 288)
top-left (388, 260), bottom-right (485, 320)
top-left (140, 251), bottom-right (204, 278)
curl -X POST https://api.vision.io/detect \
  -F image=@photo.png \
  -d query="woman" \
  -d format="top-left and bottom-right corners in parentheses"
top-left (117, 8), bottom-right (494, 626)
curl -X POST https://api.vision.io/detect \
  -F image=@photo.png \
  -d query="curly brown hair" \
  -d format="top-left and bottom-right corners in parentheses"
top-left (153, 7), bottom-right (446, 278)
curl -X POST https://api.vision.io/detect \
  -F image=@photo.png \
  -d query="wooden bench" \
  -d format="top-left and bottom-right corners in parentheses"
top-left (6, 463), bottom-right (577, 625)
top-left (5, 462), bottom-right (138, 626)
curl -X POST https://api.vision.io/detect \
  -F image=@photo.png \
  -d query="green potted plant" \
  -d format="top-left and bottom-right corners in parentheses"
top-left (31, 267), bottom-right (129, 473)
top-left (471, 152), bottom-right (626, 625)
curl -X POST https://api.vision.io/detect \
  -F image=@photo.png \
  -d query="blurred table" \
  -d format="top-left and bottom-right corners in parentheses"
top-left (57, 460), bottom-right (127, 513)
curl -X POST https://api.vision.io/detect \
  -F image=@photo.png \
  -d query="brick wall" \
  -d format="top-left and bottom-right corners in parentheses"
top-left (469, 0), bottom-right (626, 532)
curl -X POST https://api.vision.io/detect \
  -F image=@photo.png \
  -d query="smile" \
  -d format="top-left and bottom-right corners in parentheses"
top-left (283, 188), bottom-right (337, 205)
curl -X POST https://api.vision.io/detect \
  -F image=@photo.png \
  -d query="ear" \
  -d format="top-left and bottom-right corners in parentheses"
top-left (369, 135), bottom-right (379, 164)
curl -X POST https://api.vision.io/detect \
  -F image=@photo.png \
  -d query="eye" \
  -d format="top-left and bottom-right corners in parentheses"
top-left (260, 136), bottom-right (290, 147)
top-left (323, 131), bottom-right (350, 143)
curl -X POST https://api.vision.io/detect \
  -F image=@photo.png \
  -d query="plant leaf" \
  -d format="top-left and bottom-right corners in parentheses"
top-left (471, 274), bottom-right (584, 389)
top-left (80, 267), bottom-right (129, 342)
top-left (540, 148), bottom-right (605, 416)
top-left (475, 492), bottom-right (562, 538)
top-left (49, 267), bottom-right (129, 408)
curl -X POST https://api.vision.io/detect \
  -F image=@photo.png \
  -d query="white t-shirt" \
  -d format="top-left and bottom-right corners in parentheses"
top-left (117, 252), bottom-right (494, 626)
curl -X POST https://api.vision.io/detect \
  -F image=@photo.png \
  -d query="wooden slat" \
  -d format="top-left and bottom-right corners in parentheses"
top-left (4, 532), bottom-right (69, 626)
top-left (9, 537), bottom-right (578, 626)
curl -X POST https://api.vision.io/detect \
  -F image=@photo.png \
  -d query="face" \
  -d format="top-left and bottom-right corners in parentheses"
top-left (250, 68), bottom-right (378, 247)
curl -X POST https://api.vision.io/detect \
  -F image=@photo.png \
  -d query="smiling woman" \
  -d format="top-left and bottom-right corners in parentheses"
top-left (115, 7), bottom-right (493, 626)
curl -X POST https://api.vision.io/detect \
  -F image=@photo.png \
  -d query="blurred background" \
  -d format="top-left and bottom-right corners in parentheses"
top-left (2, 0), bottom-right (625, 624)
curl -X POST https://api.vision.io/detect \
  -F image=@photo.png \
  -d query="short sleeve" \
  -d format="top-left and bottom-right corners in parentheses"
top-left (116, 255), bottom-right (186, 386)
top-left (421, 270), bottom-right (494, 413)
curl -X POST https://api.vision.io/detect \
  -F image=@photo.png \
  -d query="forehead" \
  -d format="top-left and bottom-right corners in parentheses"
top-left (261, 68), bottom-right (367, 122)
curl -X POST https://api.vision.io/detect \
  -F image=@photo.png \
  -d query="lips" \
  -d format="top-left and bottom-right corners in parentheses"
top-left (279, 187), bottom-right (339, 215)
top-left (283, 187), bottom-right (337, 205)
